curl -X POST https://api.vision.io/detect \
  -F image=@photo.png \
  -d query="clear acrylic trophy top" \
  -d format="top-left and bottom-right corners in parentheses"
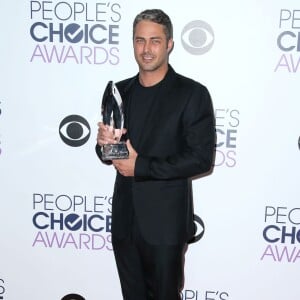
top-left (101, 81), bottom-right (129, 160)
top-left (102, 81), bottom-right (124, 132)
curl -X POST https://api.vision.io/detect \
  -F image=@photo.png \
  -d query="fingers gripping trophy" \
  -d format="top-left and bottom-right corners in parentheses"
top-left (101, 81), bottom-right (129, 161)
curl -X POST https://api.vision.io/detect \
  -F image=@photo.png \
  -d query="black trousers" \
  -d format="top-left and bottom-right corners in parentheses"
top-left (112, 217), bottom-right (186, 300)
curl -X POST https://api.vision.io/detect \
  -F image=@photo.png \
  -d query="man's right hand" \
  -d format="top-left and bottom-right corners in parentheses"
top-left (97, 122), bottom-right (127, 146)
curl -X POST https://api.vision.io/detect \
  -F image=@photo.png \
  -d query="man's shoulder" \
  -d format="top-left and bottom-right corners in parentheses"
top-left (116, 76), bottom-right (137, 93)
top-left (173, 71), bottom-right (208, 93)
top-left (168, 65), bottom-right (206, 90)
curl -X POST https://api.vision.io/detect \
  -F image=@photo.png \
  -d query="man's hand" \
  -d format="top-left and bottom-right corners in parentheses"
top-left (97, 122), bottom-right (126, 146)
top-left (113, 140), bottom-right (137, 177)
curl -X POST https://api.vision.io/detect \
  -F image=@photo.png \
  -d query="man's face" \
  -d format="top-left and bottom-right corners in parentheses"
top-left (133, 20), bottom-right (173, 73)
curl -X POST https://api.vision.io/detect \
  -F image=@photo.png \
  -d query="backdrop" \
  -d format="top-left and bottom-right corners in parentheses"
top-left (0, 1), bottom-right (299, 299)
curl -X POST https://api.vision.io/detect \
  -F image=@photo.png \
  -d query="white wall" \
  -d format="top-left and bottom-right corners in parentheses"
top-left (0, 1), bottom-right (299, 299)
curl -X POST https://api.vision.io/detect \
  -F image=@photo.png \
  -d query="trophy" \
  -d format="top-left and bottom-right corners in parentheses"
top-left (101, 81), bottom-right (129, 160)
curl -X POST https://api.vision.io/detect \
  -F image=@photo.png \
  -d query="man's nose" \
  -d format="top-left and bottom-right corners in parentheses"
top-left (143, 40), bottom-right (151, 52)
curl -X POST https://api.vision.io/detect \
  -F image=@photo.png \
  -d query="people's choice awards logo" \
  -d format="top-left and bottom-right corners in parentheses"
top-left (32, 193), bottom-right (113, 251)
top-left (275, 9), bottom-right (300, 72)
top-left (181, 20), bottom-right (214, 55)
top-left (59, 115), bottom-right (90, 147)
top-left (261, 206), bottom-right (300, 263)
top-left (214, 108), bottom-right (240, 168)
top-left (29, 0), bottom-right (122, 65)
top-left (181, 288), bottom-right (229, 300)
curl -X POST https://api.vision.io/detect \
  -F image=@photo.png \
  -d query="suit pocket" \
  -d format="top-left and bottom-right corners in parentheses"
top-left (158, 179), bottom-right (187, 191)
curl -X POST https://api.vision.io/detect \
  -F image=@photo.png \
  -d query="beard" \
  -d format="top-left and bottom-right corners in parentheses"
top-left (135, 52), bottom-right (168, 73)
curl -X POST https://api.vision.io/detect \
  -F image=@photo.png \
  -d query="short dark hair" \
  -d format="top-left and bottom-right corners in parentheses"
top-left (133, 9), bottom-right (173, 41)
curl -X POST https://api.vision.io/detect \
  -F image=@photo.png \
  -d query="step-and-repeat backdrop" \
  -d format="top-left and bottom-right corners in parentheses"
top-left (0, 1), bottom-right (299, 299)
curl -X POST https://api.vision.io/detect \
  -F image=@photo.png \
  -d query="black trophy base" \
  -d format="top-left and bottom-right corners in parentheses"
top-left (101, 142), bottom-right (129, 160)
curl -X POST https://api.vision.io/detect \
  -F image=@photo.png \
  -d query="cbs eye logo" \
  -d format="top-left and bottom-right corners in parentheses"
top-left (189, 214), bottom-right (205, 244)
top-left (61, 294), bottom-right (85, 300)
top-left (0, 278), bottom-right (5, 300)
top-left (181, 20), bottom-right (214, 55)
top-left (59, 115), bottom-right (90, 147)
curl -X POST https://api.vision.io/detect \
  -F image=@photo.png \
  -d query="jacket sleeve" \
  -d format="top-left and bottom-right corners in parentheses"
top-left (134, 84), bottom-right (215, 180)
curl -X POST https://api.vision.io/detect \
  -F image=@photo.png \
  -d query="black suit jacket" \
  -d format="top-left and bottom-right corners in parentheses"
top-left (96, 65), bottom-right (215, 245)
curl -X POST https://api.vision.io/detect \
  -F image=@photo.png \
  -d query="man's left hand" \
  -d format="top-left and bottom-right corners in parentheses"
top-left (113, 140), bottom-right (137, 177)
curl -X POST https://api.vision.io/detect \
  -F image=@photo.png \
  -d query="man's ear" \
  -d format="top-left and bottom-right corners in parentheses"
top-left (167, 39), bottom-right (174, 54)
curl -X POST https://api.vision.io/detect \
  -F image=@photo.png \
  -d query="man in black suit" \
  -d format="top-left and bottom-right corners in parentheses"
top-left (96, 9), bottom-right (215, 300)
